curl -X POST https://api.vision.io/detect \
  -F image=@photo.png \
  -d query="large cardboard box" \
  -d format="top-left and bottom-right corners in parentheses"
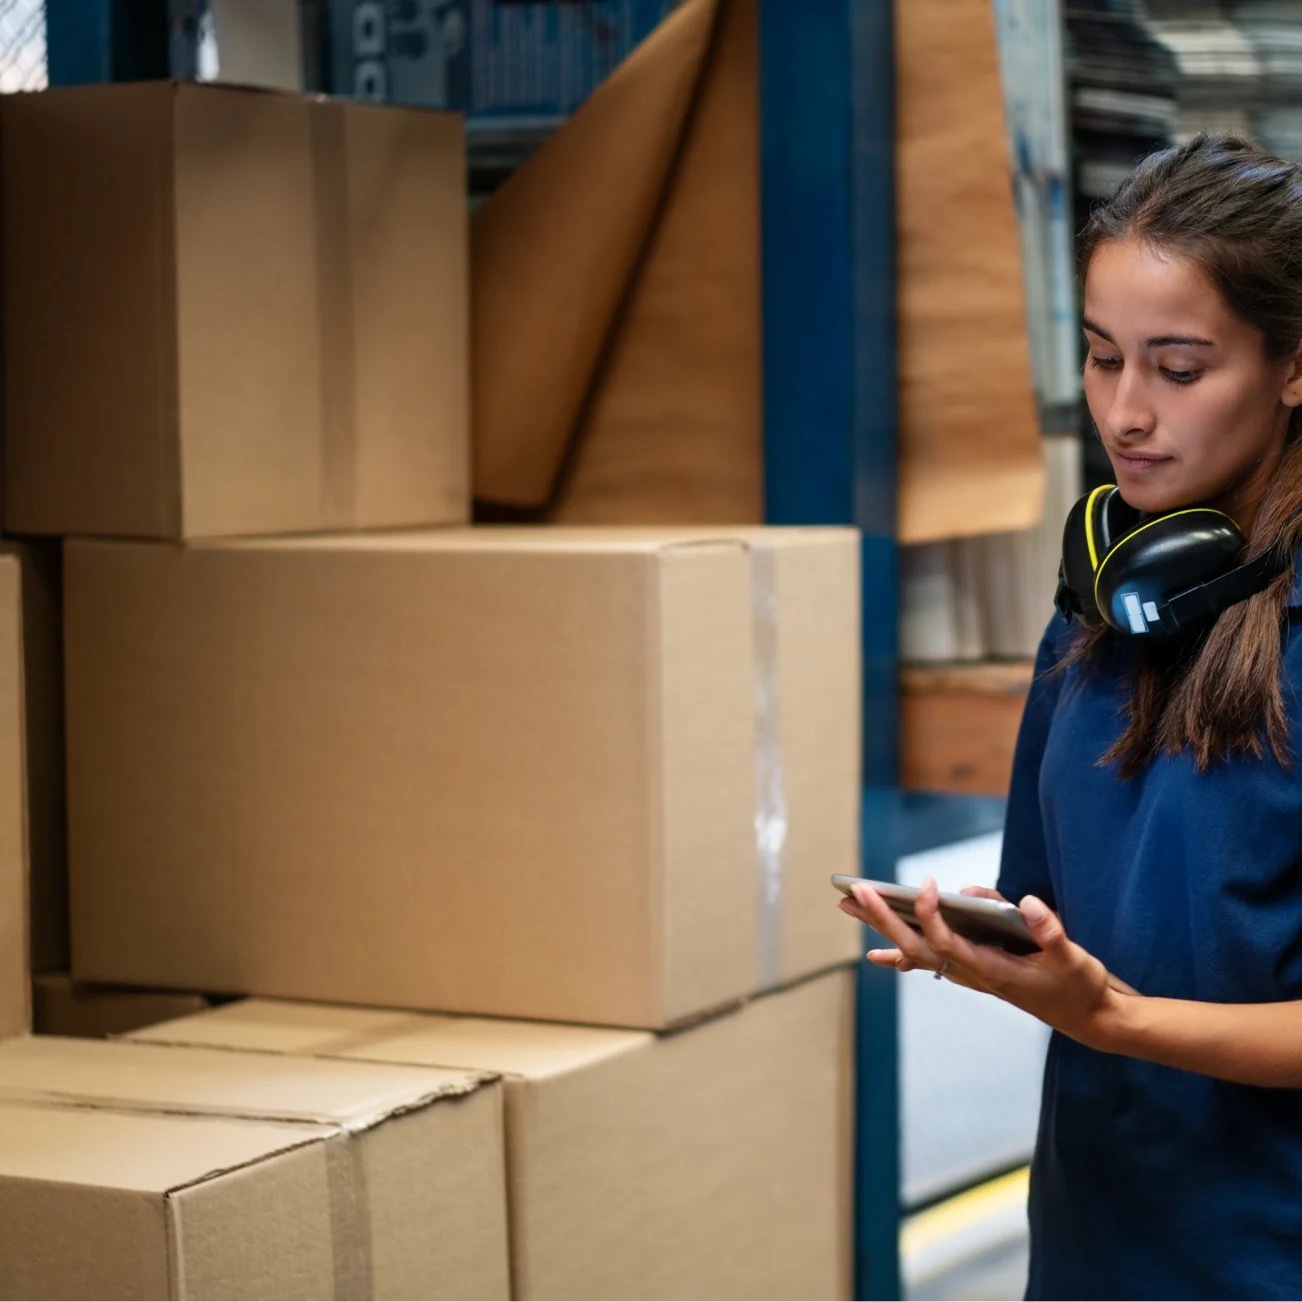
top-left (4, 542), bottom-right (65, 972)
top-left (31, 971), bottom-right (209, 1039)
top-left (0, 1035), bottom-right (510, 1299)
top-left (133, 968), bottom-right (856, 1301)
top-left (65, 527), bottom-right (861, 1027)
top-left (0, 556), bottom-right (27, 1039)
top-left (2, 81), bottom-right (469, 540)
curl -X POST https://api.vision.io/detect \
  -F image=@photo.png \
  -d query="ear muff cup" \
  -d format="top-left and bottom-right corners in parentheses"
top-left (1093, 509), bottom-right (1246, 635)
top-left (1060, 485), bottom-right (1142, 626)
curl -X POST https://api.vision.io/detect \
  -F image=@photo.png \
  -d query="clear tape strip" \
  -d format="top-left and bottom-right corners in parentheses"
top-left (311, 101), bottom-right (358, 521)
top-left (324, 1132), bottom-right (374, 1301)
top-left (752, 544), bottom-right (787, 989)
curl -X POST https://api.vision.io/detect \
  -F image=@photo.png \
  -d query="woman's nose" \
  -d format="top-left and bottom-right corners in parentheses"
top-left (1101, 368), bottom-right (1156, 440)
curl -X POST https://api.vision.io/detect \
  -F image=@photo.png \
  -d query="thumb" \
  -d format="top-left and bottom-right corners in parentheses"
top-left (1019, 895), bottom-right (1067, 952)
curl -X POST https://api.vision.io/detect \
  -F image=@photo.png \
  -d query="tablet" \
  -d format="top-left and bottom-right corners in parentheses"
top-left (831, 874), bottom-right (1038, 956)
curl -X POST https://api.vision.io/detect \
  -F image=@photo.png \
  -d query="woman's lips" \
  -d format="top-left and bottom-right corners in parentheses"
top-left (1112, 450), bottom-right (1173, 473)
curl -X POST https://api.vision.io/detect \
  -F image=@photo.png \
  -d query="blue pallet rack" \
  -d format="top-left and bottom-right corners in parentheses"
top-left (758, 2), bottom-right (900, 1296)
top-left (47, 1), bottom-right (906, 1294)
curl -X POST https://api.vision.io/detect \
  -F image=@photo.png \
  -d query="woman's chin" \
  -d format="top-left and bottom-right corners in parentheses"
top-left (1114, 483), bottom-right (1190, 516)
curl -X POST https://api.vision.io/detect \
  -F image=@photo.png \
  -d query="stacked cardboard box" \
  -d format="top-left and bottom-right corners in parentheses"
top-left (28, 972), bottom-right (210, 1040)
top-left (0, 979), bottom-right (854, 1302)
top-left (63, 526), bottom-right (860, 1028)
top-left (0, 1035), bottom-right (510, 1298)
top-left (2, 80), bottom-right (469, 540)
top-left (0, 69), bottom-right (861, 1302)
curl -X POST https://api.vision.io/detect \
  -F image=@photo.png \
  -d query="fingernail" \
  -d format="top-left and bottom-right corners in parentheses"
top-left (922, 875), bottom-right (936, 893)
top-left (1020, 895), bottom-right (1047, 923)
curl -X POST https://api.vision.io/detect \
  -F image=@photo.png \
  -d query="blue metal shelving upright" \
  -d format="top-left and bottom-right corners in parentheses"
top-left (758, 1), bottom-right (901, 1297)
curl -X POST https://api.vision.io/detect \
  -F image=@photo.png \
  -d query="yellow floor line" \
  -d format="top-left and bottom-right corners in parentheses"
top-left (902, 1167), bottom-right (1030, 1258)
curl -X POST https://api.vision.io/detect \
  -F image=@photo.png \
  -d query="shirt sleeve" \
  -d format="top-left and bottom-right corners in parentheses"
top-left (996, 612), bottom-right (1073, 910)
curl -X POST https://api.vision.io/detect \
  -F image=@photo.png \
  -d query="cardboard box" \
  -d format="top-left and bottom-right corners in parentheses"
top-left (133, 968), bottom-right (855, 1301)
top-left (0, 1101), bottom-right (344, 1299)
top-left (3, 542), bottom-right (65, 972)
top-left (31, 971), bottom-right (210, 1039)
top-left (0, 556), bottom-right (27, 1039)
top-left (2, 81), bottom-right (469, 540)
top-left (65, 527), bottom-right (860, 1027)
top-left (0, 1035), bottom-right (510, 1299)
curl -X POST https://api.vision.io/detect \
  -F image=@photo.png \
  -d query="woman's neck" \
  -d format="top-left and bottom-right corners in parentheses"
top-left (1206, 441), bottom-right (1288, 540)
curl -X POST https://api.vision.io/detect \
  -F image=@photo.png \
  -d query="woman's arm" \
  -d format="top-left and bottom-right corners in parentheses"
top-left (840, 879), bottom-right (1302, 1090)
top-left (1103, 994), bottom-right (1302, 1089)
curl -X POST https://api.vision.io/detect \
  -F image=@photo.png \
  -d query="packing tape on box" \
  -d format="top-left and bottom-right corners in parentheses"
top-left (324, 1132), bottom-right (374, 1300)
top-left (0, 1086), bottom-right (375, 1298)
top-left (311, 101), bottom-right (358, 522)
top-left (751, 543), bottom-right (787, 990)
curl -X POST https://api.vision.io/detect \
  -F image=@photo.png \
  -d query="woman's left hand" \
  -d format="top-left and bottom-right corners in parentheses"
top-left (837, 878), bottom-right (1128, 1051)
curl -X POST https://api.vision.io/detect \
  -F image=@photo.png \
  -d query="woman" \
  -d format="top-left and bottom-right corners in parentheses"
top-left (839, 132), bottom-right (1302, 1301)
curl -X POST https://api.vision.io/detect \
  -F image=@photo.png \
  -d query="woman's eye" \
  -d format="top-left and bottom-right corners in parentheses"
top-left (1161, 368), bottom-right (1200, 386)
top-left (1087, 355), bottom-right (1120, 372)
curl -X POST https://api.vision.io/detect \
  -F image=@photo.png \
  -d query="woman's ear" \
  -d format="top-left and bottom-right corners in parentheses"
top-left (1282, 340), bottom-right (1302, 408)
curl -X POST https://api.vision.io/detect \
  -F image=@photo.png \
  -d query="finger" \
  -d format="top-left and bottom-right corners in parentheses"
top-left (913, 876), bottom-right (990, 973)
top-left (850, 883), bottom-right (938, 963)
top-left (866, 948), bottom-right (905, 969)
top-left (960, 885), bottom-right (1007, 903)
top-left (840, 892), bottom-right (915, 952)
top-left (1019, 896), bottom-right (1072, 959)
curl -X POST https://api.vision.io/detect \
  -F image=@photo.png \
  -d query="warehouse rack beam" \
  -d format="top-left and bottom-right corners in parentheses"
top-left (758, 0), bottom-right (900, 1297)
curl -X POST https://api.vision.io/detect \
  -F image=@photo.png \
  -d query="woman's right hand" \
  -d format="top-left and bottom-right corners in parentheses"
top-left (960, 884), bottom-right (1139, 996)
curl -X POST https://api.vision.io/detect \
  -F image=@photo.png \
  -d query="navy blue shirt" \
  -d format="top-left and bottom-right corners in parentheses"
top-left (998, 588), bottom-right (1302, 1301)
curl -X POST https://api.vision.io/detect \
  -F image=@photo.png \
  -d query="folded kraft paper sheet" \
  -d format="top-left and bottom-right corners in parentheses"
top-left (471, 0), bottom-right (1042, 542)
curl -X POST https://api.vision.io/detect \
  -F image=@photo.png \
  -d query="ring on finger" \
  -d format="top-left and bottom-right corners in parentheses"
top-left (934, 958), bottom-right (951, 981)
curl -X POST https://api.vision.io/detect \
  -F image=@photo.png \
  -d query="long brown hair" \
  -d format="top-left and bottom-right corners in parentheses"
top-left (1073, 132), bottom-right (1302, 776)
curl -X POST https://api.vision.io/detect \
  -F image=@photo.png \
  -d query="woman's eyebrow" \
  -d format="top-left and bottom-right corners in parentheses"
top-left (1145, 333), bottom-right (1215, 348)
top-left (1081, 316), bottom-right (1214, 348)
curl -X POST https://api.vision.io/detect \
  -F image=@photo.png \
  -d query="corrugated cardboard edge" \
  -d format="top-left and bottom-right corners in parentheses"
top-left (0, 556), bottom-right (31, 1036)
top-left (0, 1069), bottom-right (494, 1134)
top-left (2, 542), bottom-right (66, 974)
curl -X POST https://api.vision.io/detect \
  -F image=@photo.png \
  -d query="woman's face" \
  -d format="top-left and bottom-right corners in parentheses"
top-left (1082, 235), bottom-right (1302, 527)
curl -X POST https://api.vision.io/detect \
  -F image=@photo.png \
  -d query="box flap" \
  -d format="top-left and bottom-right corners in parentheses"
top-left (0, 1035), bottom-right (489, 1129)
top-left (131, 997), bottom-right (431, 1054)
top-left (0, 1099), bottom-right (330, 1194)
top-left (334, 1016), bottom-right (652, 1081)
top-left (135, 997), bottom-right (653, 1080)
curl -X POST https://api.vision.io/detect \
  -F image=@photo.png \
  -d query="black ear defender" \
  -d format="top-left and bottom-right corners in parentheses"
top-left (1055, 484), bottom-right (1287, 638)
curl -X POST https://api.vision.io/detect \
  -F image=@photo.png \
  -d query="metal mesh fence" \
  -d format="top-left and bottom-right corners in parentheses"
top-left (0, 0), bottom-right (45, 93)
